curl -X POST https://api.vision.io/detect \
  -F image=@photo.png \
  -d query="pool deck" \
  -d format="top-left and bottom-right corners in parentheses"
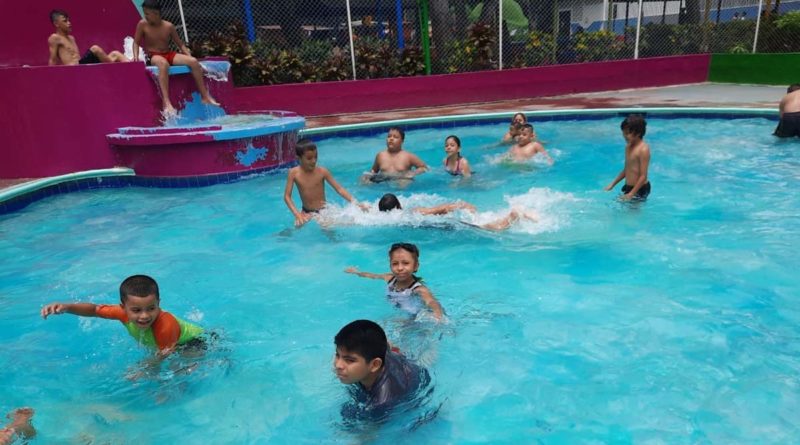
top-left (0, 82), bottom-right (784, 192)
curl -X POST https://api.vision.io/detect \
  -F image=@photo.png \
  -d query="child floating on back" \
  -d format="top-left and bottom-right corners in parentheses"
top-left (345, 242), bottom-right (444, 321)
top-left (133, 0), bottom-right (219, 114)
top-left (604, 114), bottom-right (651, 200)
top-left (506, 124), bottom-right (553, 165)
top-left (443, 135), bottom-right (471, 177)
top-left (363, 127), bottom-right (428, 182)
top-left (40, 275), bottom-right (204, 356)
top-left (284, 138), bottom-right (368, 227)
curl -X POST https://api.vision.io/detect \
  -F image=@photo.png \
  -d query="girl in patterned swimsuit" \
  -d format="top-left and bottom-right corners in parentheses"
top-left (443, 135), bottom-right (471, 177)
top-left (345, 243), bottom-right (444, 321)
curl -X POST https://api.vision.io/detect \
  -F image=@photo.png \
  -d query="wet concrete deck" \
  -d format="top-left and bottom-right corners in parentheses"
top-left (1, 82), bottom-right (783, 191)
top-left (305, 82), bottom-right (784, 127)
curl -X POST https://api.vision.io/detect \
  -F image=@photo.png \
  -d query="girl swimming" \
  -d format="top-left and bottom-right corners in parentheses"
top-left (443, 135), bottom-right (472, 177)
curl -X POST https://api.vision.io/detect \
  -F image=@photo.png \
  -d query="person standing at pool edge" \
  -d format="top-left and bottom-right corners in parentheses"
top-left (364, 127), bottom-right (428, 182)
top-left (284, 138), bottom-right (368, 227)
top-left (40, 275), bottom-right (205, 356)
top-left (133, 0), bottom-right (219, 114)
top-left (605, 114), bottom-right (651, 200)
top-left (774, 84), bottom-right (800, 138)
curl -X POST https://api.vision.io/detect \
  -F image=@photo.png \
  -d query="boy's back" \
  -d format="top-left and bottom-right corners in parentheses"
top-left (346, 349), bottom-right (429, 415)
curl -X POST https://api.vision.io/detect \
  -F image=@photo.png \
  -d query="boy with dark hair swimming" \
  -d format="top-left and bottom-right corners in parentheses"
top-left (774, 83), bottom-right (800, 138)
top-left (605, 114), bottom-right (652, 200)
top-left (41, 275), bottom-right (205, 356)
top-left (284, 138), bottom-right (368, 227)
top-left (334, 320), bottom-right (430, 416)
top-left (47, 9), bottom-right (128, 65)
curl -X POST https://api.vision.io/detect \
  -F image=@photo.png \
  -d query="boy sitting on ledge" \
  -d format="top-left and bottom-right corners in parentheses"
top-left (48, 9), bottom-right (128, 66)
top-left (133, 0), bottom-right (219, 114)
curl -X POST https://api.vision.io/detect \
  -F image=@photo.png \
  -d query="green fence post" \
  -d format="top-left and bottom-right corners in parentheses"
top-left (418, 0), bottom-right (432, 74)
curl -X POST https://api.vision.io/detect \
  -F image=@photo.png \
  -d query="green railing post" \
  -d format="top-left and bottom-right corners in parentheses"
top-left (418, 0), bottom-right (432, 74)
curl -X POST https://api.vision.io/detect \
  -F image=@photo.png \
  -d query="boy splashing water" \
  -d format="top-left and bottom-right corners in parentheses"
top-left (133, 0), bottom-right (219, 114)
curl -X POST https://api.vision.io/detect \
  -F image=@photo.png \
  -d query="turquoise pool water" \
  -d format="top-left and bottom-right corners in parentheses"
top-left (1, 116), bottom-right (799, 443)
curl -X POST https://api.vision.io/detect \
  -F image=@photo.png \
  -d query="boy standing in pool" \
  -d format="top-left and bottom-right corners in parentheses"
top-left (334, 320), bottom-right (430, 418)
top-left (47, 9), bottom-right (128, 65)
top-left (506, 124), bottom-right (553, 164)
top-left (284, 138), bottom-right (368, 227)
top-left (774, 84), bottom-right (800, 138)
top-left (133, 0), bottom-right (219, 114)
top-left (40, 275), bottom-right (205, 356)
top-left (364, 127), bottom-right (428, 181)
top-left (605, 114), bottom-right (651, 200)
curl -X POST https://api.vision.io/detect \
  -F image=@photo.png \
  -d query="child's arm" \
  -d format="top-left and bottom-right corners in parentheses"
top-left (621, 147), bottom-right (651, 200)
top-left (408, 154), bottom-right (429, 175)
top-left (416, 286), bottom-right (444, 321)
top-left (370, 153), bottom-right (381, 174)
top-left (460, 158), bottom-right (472, 177)
top-left (535, 143), bottom-right (554, 165)
top-left (47, 35), bottom-right (60, 66)
top-left (170, 23), bottom-right (191, 56)
top-left (132, 21), bottom-right (145, 62)
top-left (415, 201), bottom-right (476, 215)
top-left (283, 169), bottom-right (311, 227)
top-left (344, 267), bottom-right (392, 281)
top-left (323, 168), bottom-right (369, 211)
top-left (604, 169), bottom-right (625, 191)
top-left (41, 302), bottom-right (98, 319)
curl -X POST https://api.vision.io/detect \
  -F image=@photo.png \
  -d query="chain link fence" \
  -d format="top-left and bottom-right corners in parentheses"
top-left (157, 0), bottom-right (800, 86)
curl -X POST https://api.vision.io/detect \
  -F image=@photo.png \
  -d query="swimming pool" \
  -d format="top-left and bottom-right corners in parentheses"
top-left (1, 113), bottom-right (798, 443)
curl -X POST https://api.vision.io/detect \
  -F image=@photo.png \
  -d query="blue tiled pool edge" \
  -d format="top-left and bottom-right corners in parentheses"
top-left (0, 107), bottom-right (779, 215)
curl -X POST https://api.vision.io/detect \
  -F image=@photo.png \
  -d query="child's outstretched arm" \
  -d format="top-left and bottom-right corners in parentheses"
top-left (416, 286), bottom-right (444, 321)
top-left (344, 267), bottom-right (392, 281)
top-left (536, 143), bottom-right (554, 165)
top-left (323, 169), bottom-right (369, 211)
top-left (415, 201), bottom-right (476, 215)
top-left (41, 302), bottom-right (98, 319)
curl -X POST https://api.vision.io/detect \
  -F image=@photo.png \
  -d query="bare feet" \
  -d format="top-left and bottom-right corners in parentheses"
top-left (201, 96), bottom-right (220, 107)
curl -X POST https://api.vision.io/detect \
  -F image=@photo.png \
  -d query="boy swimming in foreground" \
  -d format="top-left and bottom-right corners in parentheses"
top-left (334, 320), bottom-right (430, 418)
top-left (284, 138), bottom-right (368, 227)
top-left (604, 114), bottom-right (651, 200)
top-left (41, 275), bottom-right (205, 357)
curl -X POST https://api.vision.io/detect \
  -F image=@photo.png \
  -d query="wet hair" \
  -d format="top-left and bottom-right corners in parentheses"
top-left (294, 138), bottom-right (317, 158)
top-left (520, 123), bottom-right (534, 133)
top-left (445, 135), bottom-right (461, 147)
top-left (387, 126), bottom-right (405, 141)
top-left (334, 320), bottom-right (387, 364)
top-left (389, 242), bottom-right (420, 262)
top-left (142, 0), bottom-right (161, 11)
top-left (788, 84), bottom-right (800, 93)
top-left (511, 113), bottom-right (528, 124)
top-left (621, 114), bottom-right (647, 137)
top-left (378, 193), bottom-right (402, 211)
top-left (50, 9), bottom-right (68, 23)
top-left (119, 275), bottom-right (159, 303)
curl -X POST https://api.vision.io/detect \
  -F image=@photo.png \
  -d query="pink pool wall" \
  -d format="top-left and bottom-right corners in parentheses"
top-left (0, 62), bottom-right (233, 178)
top-left (1, 2), bottom-right (141, 68)
top-left (232, 55), bottom-right (711, 116)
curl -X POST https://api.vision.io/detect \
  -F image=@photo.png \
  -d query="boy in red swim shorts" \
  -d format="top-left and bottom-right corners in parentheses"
top-left (132, 0), bottom-right (219, 114)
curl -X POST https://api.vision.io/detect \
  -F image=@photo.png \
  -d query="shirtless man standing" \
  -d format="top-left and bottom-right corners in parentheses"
top-left (364, 127), bottom-right (428, 183)
top-left (605, 114), bottom-right (652, 200)
top-left (774, 84), bottom-right (800, 138)
top-left (47, 10), bottom-right (127, 66)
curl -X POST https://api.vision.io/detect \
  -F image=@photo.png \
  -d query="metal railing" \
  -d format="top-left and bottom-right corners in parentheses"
top-left (155, 0), bottom-right (800, 86)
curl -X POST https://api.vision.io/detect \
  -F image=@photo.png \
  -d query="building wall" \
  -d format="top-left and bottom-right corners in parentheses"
top-left (2, 1), bottom-right (141, 67)
top-left (232, 55), bottom-right (711, 117)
